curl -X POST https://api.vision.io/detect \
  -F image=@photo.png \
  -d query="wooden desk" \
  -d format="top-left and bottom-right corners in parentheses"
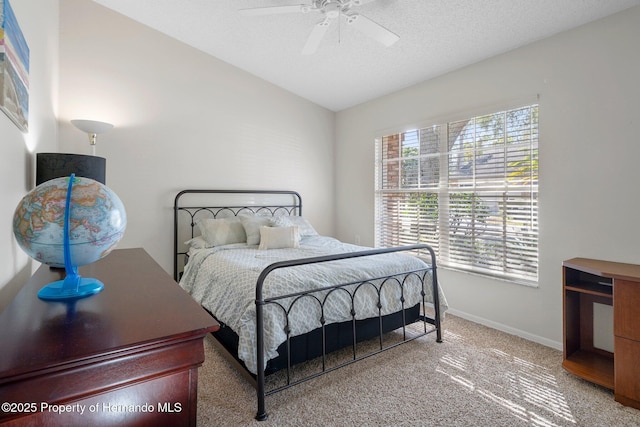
top-left (0, 248), bottom-right (219, 426)
top-left (563, 258), bottom-right (640, 409)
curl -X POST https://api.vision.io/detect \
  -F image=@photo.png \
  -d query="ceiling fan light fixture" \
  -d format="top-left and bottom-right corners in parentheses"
top-left (325, 3), bottom-right (341, 19)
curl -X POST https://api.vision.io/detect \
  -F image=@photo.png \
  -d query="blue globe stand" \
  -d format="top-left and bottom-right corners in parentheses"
top-left (37, 174), bottom-right (104, 301)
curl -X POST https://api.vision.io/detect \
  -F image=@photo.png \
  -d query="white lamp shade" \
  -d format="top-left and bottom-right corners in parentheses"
top-left (71, 119), bottom-right (114, 134)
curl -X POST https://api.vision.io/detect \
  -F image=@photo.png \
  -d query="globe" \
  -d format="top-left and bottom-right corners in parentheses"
top-left (13, 175), bottom-right (126, 300)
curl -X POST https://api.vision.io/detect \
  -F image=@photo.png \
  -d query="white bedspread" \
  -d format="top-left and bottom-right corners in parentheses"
top-left (179, 236), bottom-right (448, 374)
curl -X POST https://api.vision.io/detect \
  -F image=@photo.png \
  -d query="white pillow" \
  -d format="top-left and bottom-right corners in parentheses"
top-left (197, 218), bottom-right (246, 247)
top-left (271, 216), bottom-right (318, 236)
top-left (239, 214), bottom-right (272, 245)
top-left (184, 236), bottom-right (208, 249)
top-left (258, 226), bottom-right (300, 250)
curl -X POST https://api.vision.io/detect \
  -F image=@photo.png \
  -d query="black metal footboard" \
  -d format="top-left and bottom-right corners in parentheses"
top-left (254, 244), bottom-right (441, 421)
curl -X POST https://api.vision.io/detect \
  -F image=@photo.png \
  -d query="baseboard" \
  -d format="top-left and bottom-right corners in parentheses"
top-left (446, 308), bottom-right (563, 351)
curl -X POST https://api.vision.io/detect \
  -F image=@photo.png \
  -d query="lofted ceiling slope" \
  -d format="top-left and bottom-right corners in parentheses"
top-left (92, 0), bottom-right (639, 111)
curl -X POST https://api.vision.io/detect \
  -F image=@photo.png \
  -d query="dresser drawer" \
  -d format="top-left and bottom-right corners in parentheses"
top-left (614, 279), bottom-right (640, 340)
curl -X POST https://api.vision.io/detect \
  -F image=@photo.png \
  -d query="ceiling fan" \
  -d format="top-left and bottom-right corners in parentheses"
top-left (239, 0), bottom-right (400, 55)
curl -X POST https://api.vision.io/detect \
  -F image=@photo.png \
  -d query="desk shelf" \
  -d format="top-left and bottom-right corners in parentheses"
top-left (562, 349), bottom-right (614, 389)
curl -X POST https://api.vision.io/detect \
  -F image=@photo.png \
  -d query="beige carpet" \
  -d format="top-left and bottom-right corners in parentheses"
top-left (196, 315), bottom-right (640, 426)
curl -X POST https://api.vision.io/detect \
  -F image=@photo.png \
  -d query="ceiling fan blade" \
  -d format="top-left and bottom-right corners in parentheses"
top-left (343, 13), bottom-right (399, 47)
top-left (239, 5), bottom-right (310, 16)
top-left (351, 0), bottom-right (380, 5)
top-left (302, 19), bottom-right (332, 55)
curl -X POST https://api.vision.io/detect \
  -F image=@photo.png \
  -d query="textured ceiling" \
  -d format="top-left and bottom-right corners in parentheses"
top-left (92, 0), bottom-right (639, 111)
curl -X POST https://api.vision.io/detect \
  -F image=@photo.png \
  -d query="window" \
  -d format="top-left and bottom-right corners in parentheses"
top-left (375, 104), bottom-right (538, 284)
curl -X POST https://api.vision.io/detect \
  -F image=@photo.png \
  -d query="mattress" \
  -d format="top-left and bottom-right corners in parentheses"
top-left (179, 235), bottom-right (448, 374)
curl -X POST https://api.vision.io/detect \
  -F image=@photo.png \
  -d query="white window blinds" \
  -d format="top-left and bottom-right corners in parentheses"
top-left (375, 104), bottom-right (538, 284)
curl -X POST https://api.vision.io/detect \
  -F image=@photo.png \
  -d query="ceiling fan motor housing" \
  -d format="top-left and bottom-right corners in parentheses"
top-left (325, 3), bottom-right (341, 18)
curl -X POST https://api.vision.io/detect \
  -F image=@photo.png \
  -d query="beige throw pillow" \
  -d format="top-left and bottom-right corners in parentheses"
top-left (258, 226), bottom-right (300, 250)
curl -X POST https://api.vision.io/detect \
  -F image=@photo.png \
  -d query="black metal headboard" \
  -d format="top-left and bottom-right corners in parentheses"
top-left (173, 189), bottom-right (302, 281)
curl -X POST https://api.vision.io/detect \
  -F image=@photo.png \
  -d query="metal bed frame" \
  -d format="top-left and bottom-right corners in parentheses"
top-left (174, 189), bottom-right (443, 421)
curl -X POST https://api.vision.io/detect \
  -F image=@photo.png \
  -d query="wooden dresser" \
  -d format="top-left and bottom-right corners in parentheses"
top-left (0, 248), bottom-right (219, 426)
top-left (562, 257), bottom-right (640, 409)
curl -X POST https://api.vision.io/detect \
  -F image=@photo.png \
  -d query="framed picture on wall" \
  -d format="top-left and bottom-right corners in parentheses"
top-left (0, 0), bottom-right (29, 132)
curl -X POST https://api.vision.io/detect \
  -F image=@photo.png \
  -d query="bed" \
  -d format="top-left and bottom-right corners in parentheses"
top-left (174, 189), bottom-right (447, 420)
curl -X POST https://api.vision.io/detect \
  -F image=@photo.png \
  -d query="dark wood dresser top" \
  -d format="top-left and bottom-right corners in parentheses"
top-left (0, 248), bottom-right (218, 381)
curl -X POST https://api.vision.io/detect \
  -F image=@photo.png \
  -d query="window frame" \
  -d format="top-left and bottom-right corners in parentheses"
top-left (374, 102), bottom-right (539, 286)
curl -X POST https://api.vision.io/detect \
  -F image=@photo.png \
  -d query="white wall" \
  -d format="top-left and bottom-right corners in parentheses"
top-left (335, 6), bottom-right (640, 348)
top-left (57, 0), bottom-right (336, 274)
top-left (0, 0), bottom-right (59, 310)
